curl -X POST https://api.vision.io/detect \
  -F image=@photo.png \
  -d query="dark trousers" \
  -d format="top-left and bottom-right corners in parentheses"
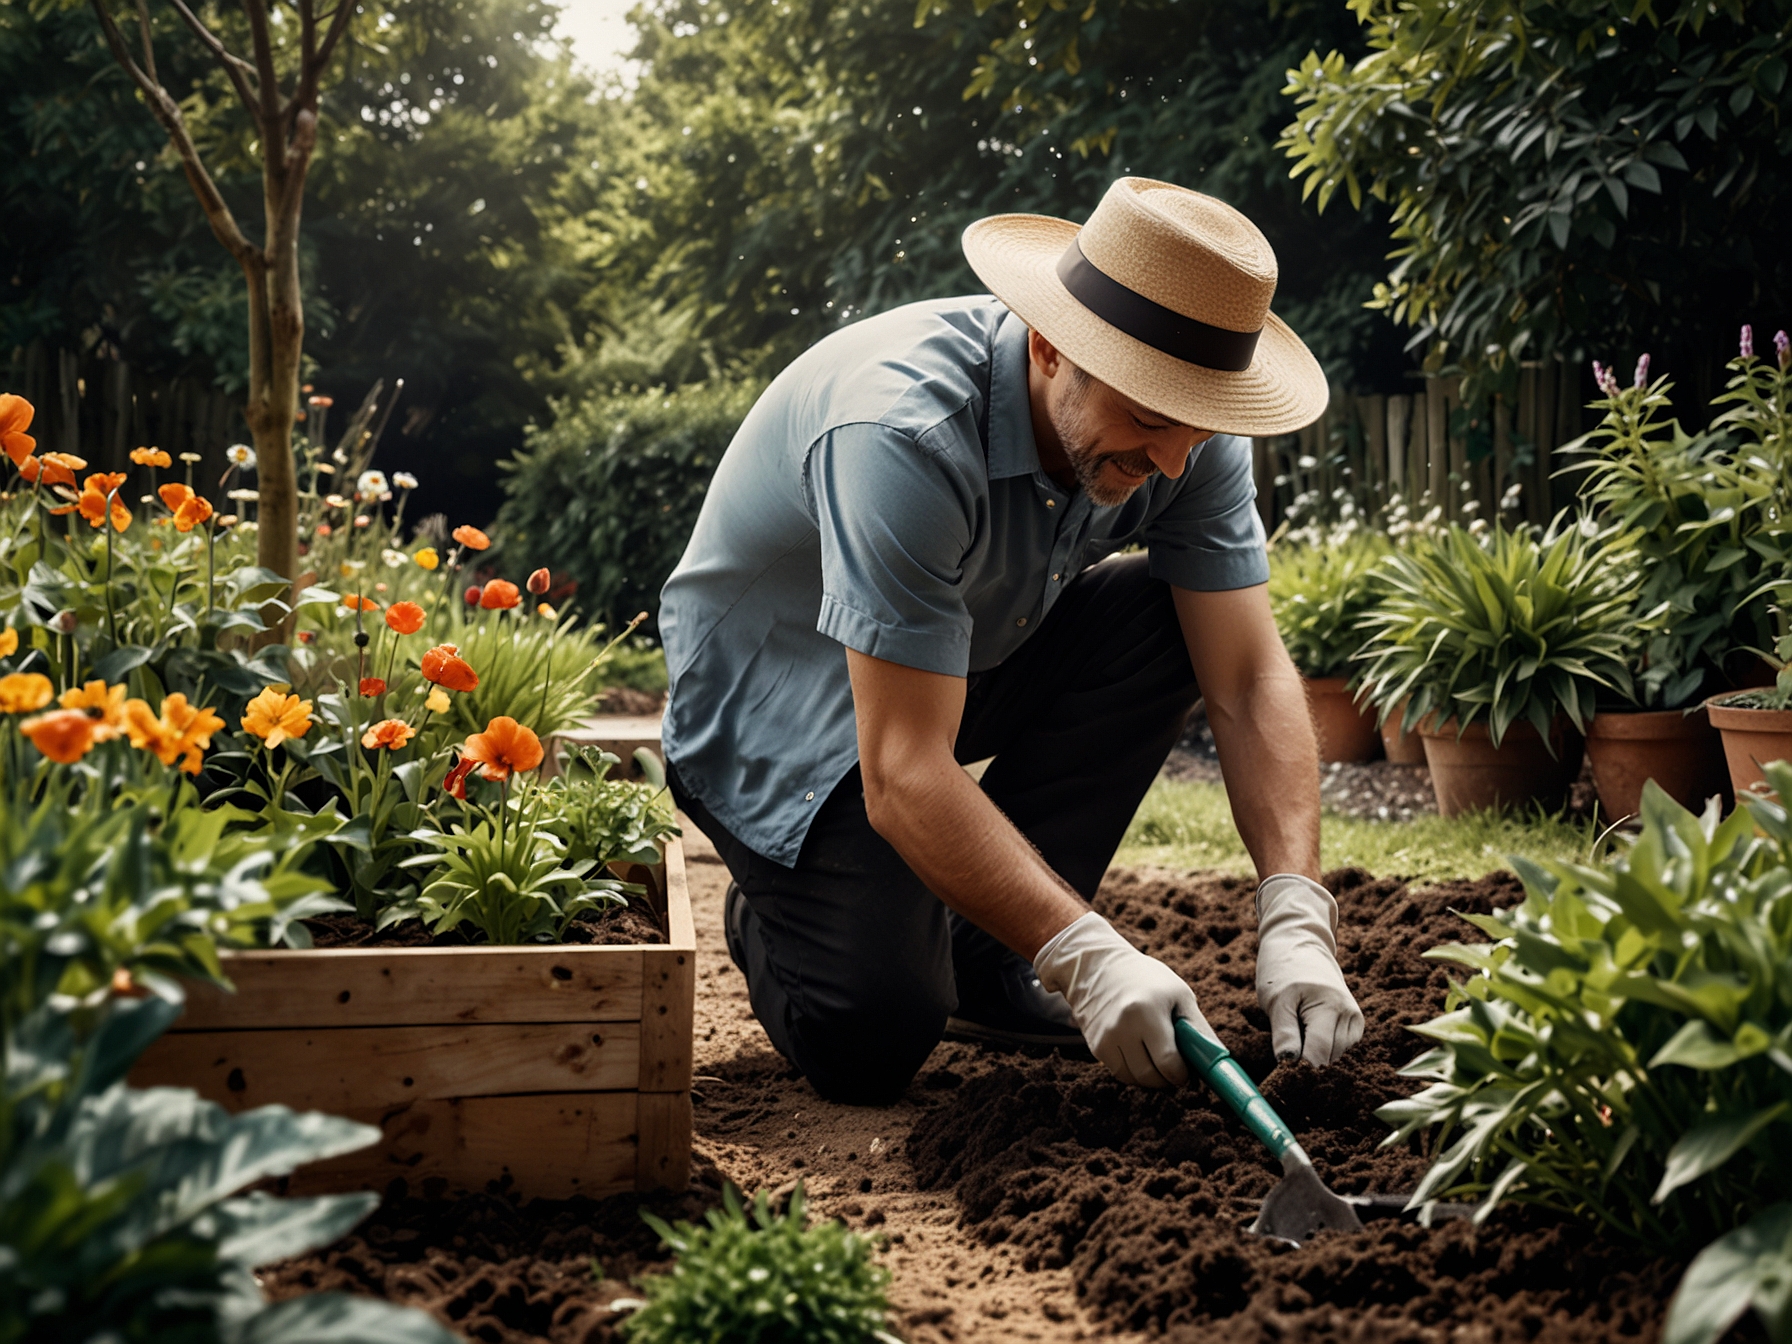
top-left (671, 553), bottom-right (1201, 1104)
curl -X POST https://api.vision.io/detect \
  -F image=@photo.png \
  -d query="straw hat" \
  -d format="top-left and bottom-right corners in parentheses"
top-left (962, 177), bottom-right (1328, 436)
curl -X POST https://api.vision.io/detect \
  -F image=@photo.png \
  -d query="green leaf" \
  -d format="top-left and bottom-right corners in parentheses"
top-left (1661, 1204), bottom-right (1792, 1344)
top-left (1650, 1020), bottom-right (1764, 1071)
top-left (1654, 1103), bottom-right (1791, 1204)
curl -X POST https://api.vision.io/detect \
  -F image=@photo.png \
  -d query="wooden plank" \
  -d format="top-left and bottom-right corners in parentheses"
top-left (638, 1091), bottom-right (693, 1192)
top-left (1362, 393), bottom-right (1387, 497)
top-left (548, 715), bottom-right (664, 781)
top-left (286, 1092), bottom-right (641, 1200)
top-left (1426, 377), bottom-right (1448, 506)
top-left (1386, 394), bottom-right (1409, 494)
top-left (131, 1021), bottom-right (642, 1112)
top-left (640, 944), bottom-right (694, 1094)
top-left (178, 943), bottom-right (645, 1030)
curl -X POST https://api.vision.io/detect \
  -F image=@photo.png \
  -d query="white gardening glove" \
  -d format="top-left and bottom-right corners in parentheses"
top-left (1255, 874), bottom-right (1364, 1068)
top-left (1033, 911), bottom-right (1217, 1089)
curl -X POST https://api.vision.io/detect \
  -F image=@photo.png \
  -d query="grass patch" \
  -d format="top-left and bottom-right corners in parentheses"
top-left (1117, 777), bottom-right (1602, 885)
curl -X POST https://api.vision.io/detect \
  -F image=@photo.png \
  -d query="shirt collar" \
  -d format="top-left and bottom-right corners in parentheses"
top-left (986, 310), bottom-right (1042, 480)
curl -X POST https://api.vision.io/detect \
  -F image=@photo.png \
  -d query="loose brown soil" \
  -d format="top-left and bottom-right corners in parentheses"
top-left (267, 830), bottom-right (1689, 1343)
top-left (303, 894), bottom-right (665, 948)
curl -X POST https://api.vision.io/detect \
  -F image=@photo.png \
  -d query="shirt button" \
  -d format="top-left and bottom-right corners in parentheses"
top-left (804, 791), bottom-right (815, 801)
top-left (1016, 617), bottom-right (1028, 628)
top-left (1045, 498), bottom-right (1056, 508)
top-left (1052, 572), bottom-right (1060, 581)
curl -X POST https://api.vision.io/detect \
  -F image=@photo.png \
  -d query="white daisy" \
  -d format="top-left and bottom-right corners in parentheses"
top-left (392, 471), bottom-right (419, 489)
top-left (226, 444), bottom-right (257, 469)
top-left (356, 469), bottom-right (389, 499)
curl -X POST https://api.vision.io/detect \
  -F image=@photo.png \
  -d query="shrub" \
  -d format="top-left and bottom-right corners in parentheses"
top-left (624, 1184), bottom-right (897, 1344)
top-left (1385, 766), bottom-right (1792, 1342)
top-left (497, 377), bottom-right (762, 630)
top-left (1267, 526), bottom-right (1390, 678)
top-left (1353, 517), bottom-right (1639, 746)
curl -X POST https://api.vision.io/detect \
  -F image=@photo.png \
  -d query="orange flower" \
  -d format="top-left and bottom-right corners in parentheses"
top-left (340, 593), bottom-right (380, 613)
top-left (385, 601), bottom-right (426, 634)
top-left (0, 672), bottom-right (54, 713)
top-left (462, 715), bottom-right (543, 781)
top-left (452, 524), bottom-right (491, 551)
top-left (131, 446), bottom-right (172, 467)
top-left (0, 628), bottom-right (16, 659)
top-left (479, 579), bottom-right (521, 610)
top-left (85, 471), bottom-right (127, 495)
top-left (158, 481), bottom-right (193, 509)
top-left (241, 687), bottom-right (314, 749)
top-left (420, 643), bottom-right (478, 692)
top-left (35, 452), bottom-right (85, 490)
top-left (20, 708), bottom-right (97, 764)
top-left (16, 455), bottom-right (42, 483)
top-left (174, 496), bottom-right (212, 532)
top-left (124, 693), bottom-right (225, 774)
top-left (527, 568), bottom-right (551, 595)
top-left (361, 718), bottom-right (416, 750)
top-left (0, 393), bottom-right (35, 467)
top-left (60, 680), bottom-right (128, 742)
top-left (359, 676), bottom-right (387, 697)
top-left (76, 478), bottom-right (131, 532)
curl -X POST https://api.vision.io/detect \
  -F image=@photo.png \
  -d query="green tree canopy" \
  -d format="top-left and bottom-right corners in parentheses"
top-left (1281, 0), bottom-right (1792, 404)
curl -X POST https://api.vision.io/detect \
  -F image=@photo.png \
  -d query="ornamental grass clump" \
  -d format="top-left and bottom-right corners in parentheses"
top-left (1384, 766), bottom-right (1792, 1344)
top-left (1353, 517), bottom-right (1640, 747)
top-left (1266, 525), bottom-right (1390, 678)
top-left (624, 1184), bottom-right (898, 1344)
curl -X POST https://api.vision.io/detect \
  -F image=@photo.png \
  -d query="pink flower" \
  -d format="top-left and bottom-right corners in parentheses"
top-left (1633, 354), bottom-right (1650, 388)
top-left (1742, 324), bottom-right (1755, 360)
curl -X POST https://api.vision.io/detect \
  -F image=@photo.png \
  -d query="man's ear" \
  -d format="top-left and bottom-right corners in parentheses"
top-left (1028, 328), bottom-right (1064, 378)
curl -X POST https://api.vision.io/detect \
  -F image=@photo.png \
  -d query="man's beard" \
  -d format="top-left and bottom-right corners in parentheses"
top-left (1062, 437), bottom-right (1158, 507)
top-left (1048, 372), bottom-right (1159, 507)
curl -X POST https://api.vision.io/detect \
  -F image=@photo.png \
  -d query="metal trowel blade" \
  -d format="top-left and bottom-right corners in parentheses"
top-left (1248, 1159), bottom-right (1367, 1245)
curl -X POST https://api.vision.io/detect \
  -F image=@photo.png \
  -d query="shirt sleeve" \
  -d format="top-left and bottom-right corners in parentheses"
top-left (1142, 434), bottom-right (1270, 591)
top-left (806, 421), bottom-right (980, 677)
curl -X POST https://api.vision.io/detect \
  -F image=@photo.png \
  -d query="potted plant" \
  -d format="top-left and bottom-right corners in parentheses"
top-left (1267, 524), bottom-right (1389, 762)
top-left (1354, 517), bottom-right (1639, 816)
top-left (1558, 355), bottom-right (1741, 820)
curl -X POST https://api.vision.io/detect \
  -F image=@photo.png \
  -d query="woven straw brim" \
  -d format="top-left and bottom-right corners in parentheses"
top-left (963, 213), bottom-right (1329, 437)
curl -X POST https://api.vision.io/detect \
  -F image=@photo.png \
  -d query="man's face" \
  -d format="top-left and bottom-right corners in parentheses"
top-left (1042, 363), bottom-right (1214, 507)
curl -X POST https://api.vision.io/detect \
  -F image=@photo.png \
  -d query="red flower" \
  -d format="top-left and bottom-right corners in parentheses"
top-left (464, 586), bottom-right (481, 606)
top-left (527, 568), bottom-right (551, 595)
top-left (359, 677), bottom-right (387, 697)
top-left (479, 579), bottom-right (521, 610)
top-left (443, 755), bottom-right (479, 799)
top-left (421, 643), bottom-right (478, 692)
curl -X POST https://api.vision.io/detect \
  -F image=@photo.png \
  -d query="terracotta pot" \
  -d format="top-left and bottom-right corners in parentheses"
top-left (1379, 697), bottom-right (1428, 765)
top-left (1304, 677), bottom-right (1380, 763)
top-left (1585, 708), bottom-right (1729, 822)
top-left (1419, 716), bottom-right (1585, 817)
top-left (1707, 697), bottom-right (1792, 799)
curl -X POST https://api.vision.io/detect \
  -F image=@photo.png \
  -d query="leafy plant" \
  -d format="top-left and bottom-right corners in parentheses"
top-left (541, 747), bottom-right (680, 869)
top-left (1267, 526), bottom-right (1390, 678)
top-left (1, 993), bottom-right (460, 1344)
top-left (1384, 766), bottom-right (1792, 1340)
top-left (1354, 517), bottom-right (1640, 747)
top-left (624, 1183), bottom-right (898, 1344)
top-left (1560, 364), bottom-right (1758, 708)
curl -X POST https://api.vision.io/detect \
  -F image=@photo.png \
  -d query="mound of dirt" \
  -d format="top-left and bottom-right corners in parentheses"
top-left (262, 1171), bottom-right (722, 1344)
top-left (907, 866), bottom-right (1688, 1341)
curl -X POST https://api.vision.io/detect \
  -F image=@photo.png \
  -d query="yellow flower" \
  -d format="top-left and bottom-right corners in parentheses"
top-left (241, 686), bottom-right (314, 749)
top-left (424, 686), bottom-right (451, 714)
top-left (0, 672), bottom-right (53, 713)
top-left (123, 693), bottom-right (224, 774)
top-left (0, 627), bottom-right (16, 659)
top-left (59, 680), bottom-right (128, 741)
top-left (413, 546), bottom-right (439, 571)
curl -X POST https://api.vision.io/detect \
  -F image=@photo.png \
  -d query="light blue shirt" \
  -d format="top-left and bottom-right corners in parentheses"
top-left (659, 297), bottom-right (1268, 865)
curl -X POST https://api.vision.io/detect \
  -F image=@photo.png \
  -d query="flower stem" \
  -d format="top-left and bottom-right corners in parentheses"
top-left (105, 486), bottom-right (119, 645)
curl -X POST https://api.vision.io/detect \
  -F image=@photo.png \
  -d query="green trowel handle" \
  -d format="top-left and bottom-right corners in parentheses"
top-left (1174, 1016), bottom-right (1297, 1161)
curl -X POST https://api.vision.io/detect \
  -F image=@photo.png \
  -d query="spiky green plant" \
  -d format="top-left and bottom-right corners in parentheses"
top-left (1353, 517), bottom-right (1640, 747)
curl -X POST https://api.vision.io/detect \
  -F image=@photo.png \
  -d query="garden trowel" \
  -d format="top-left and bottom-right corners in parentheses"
top-left (1173, 1017), bottom-right (1364, 1245)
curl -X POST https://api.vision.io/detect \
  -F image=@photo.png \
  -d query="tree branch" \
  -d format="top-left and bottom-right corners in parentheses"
top-left (239, 0), bottom-right (283, 128)
top-left (163, 0), bottom-right (262, 117)
top-left (288, 0), bottom-right (355, 136)
top-left (90, 0), bottom-right (263, 268)
top-left (131, 0), bottom-right (156, 83)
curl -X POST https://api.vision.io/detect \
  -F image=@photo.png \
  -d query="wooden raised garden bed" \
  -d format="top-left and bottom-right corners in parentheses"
top-left (131, 841), bottom-right (694, 1200)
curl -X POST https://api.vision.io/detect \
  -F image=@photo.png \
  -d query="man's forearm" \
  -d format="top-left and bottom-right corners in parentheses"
top-left (1205, 667), bottom-right (1322, 882)
top-left (862, 756), bottom-right (1089, 962)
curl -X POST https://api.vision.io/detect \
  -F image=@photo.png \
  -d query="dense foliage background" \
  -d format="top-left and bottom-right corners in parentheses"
top-left (7, 0), bottom-right (1788, 623)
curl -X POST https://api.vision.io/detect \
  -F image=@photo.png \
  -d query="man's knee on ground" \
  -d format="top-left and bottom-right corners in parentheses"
top-left (786, 996), bottom-right (950, 1106)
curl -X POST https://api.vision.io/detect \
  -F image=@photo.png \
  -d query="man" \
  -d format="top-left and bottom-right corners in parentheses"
top-left (660, 177), bottom-right (1364, 1105)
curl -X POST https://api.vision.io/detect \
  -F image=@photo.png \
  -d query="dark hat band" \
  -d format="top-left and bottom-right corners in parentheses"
top-left (1055, 237), bottom-right (1262, 373)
